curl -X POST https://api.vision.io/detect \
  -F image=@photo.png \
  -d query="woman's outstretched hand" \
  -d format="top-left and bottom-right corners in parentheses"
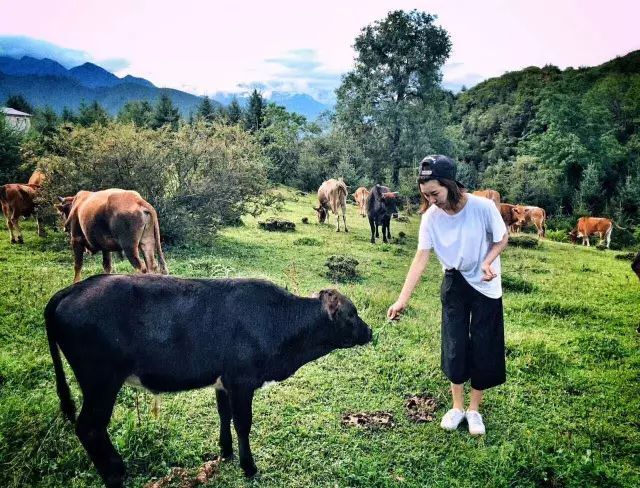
top-left (387, 300), bottom-right (406, 321)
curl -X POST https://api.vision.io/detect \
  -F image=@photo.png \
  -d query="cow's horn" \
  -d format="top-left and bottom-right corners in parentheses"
top-left (57, 196), bottom-right (65, 203)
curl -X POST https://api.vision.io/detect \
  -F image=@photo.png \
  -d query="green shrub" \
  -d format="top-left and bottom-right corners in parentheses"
top-left (508, 235), bottom-right (539, 248)
top-left (33, 122), bottom-right (270, 244)
top-left (546, 229), bottom-right (569, 243)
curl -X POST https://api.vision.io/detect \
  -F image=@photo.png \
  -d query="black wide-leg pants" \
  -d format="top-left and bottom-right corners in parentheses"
top-left (440, 269), bottom-right (506, 390)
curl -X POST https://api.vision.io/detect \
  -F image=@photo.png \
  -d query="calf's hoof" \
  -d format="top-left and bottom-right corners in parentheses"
top-left (242, 463), bottom-right (258, 478)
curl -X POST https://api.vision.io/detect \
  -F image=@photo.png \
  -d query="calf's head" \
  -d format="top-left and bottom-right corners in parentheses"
top-left (316, 289), bottom-right (372, 347)
top-left (382, 192), bottom-right (400, 218)
top-left (55, 196), bottom-right (75, 231)
top-left (313, 205), bottom-right (328, 223)
top-left (512, 205), bottom-right (527, 227)
top-left (568, 228), bottom-right (578, 243)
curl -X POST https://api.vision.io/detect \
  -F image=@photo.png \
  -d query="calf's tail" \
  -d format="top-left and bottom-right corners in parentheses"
top-left (44, 294), bottom-right (76, 423)
top-left (150, 205), bottom-right (168, 275)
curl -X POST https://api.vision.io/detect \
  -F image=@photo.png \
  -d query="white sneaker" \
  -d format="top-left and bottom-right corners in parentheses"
top-left (440, 408), bottom-right (465, 431)
top-left (466, 410), bottom-right (486, 436)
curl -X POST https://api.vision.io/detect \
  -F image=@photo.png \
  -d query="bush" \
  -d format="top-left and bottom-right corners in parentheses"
top-left (546, 229), bottom-right (569, 243)
top-left (325, 255), bottom-right (360, 282)
top-left (32, 122), bottom-right (269, 244)
top-left (508, 235), bottom-right (539, 248)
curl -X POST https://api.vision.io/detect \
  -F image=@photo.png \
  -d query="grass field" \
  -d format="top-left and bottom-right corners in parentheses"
top-left (1, 188), bottom-right (639, 488)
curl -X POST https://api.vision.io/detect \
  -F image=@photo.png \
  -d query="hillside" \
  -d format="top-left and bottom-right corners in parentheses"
top-left (0, 189), bottom-right (638, 487)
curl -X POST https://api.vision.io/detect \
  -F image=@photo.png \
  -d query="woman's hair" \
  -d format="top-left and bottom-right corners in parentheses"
top-left (418, 178), bottom-right (466, 213)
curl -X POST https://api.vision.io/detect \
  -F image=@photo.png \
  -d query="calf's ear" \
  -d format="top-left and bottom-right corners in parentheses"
top-left (319, 289), bottom-right (341, 320)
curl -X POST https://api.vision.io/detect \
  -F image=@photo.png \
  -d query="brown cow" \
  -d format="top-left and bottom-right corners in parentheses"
top-left (632, 251), bottom-right (640, 280)
top-left (28, 170), bottom-right (45, 187)
top-left (58, 189), bottom-right (168, 283)
top-left (513, 205), bottom-right (546, 238)
top-left (472, 189), bottom-right (501, 208)
top-left (499, 203), bottom-right (526, 233)
top-left (313, 179), bottom-right (348, 232)
top-left (0, 183), bottom-right (46, 243)
top-left (352, 186), bottom-right (370, 217)
top-left (569, 217), bottom-right (613, 248)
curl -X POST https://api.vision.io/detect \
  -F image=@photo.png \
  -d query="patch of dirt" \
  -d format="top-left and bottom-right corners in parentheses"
top-left (144, 457), bottom-right (221, 488)
top-left (341, 411), bottom-right (395, 429)
top-left (258, 218), bottom-right (296, 232)
top-left (405, 394), bottom-right (438, 423)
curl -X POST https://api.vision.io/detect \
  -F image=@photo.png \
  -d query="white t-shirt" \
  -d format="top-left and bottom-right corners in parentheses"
top-left (418, 193), bottom-right (507, 298)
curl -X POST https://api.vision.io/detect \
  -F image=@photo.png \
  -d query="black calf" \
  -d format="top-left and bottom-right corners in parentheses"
top-left (45, 274), bottom-right (372, 487)
top-left (367, 185), bottom-right (399, 244)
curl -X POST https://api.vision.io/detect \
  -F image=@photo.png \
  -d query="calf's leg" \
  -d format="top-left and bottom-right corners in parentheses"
top-left (102, 251), bottom-right (112, 274)
top-left (72, 239), bottom-right (85, 283)
top-left (230, 388), bottom-right (257, 477)
top-left (368, 217), bottom-right (376, 244)
top-left (122, 244), bottom-right (148, 274)
top-left (75, 382), bottom-right (125, 488)
top-left (215, 389), bottom-right (234, 459)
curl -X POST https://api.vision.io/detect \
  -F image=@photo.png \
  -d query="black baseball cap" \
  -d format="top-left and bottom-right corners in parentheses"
top-left (418, 155), bottom-right (465, 188)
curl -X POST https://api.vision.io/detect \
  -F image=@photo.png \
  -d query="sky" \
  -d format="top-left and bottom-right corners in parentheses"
top-left (0, 0), bottom-right (638, 103)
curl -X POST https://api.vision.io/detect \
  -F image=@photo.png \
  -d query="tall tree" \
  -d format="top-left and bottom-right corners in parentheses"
top-left (152, 94), bottom-right (180, 129)
top-left (244, 90), bottom-right (265, 133)
top-left (197, 96), bottom-right (215, 121)
top-left (61, 106), bottom-right (77, 124)
top-left (5, 94), bottom-right (33, 114)
top-left (335, 10), bottom-right (451, 185)
top-left (227, 97), bottom-right (243, 125)
top-left (118, 100), bottom-right (154, 127)
top-left (77, 101), bottom-right (110, 127)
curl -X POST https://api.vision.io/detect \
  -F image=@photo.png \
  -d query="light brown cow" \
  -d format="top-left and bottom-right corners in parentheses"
top-left (514, 205), bottom-right (546, 238)
top-left (472, 189), bottom-right (501, 209)
top-left (27, 170), bottom-right (45, 187)
top-left (0, 183), bottom-right (46, 243)
top-left (499, 203), bottom-right (526, 232)
top-left (58, 189), bottom-right (168, 283)
top-left (569, 217), bottom-right (613, 248)
top-left (352, 186), bottom-right (370, 218)
top-left (314, 179), bottom-right (348, 232)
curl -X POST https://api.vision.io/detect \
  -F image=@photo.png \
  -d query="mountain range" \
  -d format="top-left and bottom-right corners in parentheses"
top-left (0, 56), bottom-right (330, 119)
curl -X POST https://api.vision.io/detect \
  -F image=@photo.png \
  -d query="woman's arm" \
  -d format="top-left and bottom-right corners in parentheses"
top-left (481, 231), bottom-right (509, 281)
top-left (387, 249), bottom-right (431, 319)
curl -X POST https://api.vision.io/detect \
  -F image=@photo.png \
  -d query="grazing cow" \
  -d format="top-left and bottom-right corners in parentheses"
top-left (45, 274), bottom-right (372, 486)
top-left (0, 183), bottom-right (45, 243)
top-left (352, 186), bottom-right (370, 218)
top-left (632, 251), bottom-right (640, 280)
top-left (499, 203), bottom-right (526, 233)
top-left (513, 205), bottom-right (547, 238)
top-left (367, 185), bottom-right (399, 244)
top-left (472, 189), bottom-right (501, 208)
top-left (28, 170), bottom-right (45, 187)
top-left (569, 217), bottom-right (613, 248)
top-left (57, 189), bottom-right (168, 283)
top-left (314, 178), bottom-right (348, 232)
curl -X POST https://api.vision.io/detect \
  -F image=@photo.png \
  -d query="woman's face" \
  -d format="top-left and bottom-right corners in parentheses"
top-left (420, 180), bottom-right (449, 209)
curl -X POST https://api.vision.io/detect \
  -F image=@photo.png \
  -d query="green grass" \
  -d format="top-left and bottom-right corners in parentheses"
top-left (1, 187), bottom-right (639, 487)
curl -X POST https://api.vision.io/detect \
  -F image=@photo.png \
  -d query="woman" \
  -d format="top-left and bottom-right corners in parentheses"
top-left (387, 155), bottom-right (508, 435)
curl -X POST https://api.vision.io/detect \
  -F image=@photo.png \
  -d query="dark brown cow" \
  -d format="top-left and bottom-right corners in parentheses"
top-left (352, 186), bottom-right (370, 218)
top-left (632, 251), bottom-right (640, 280)
top-left (58, 189), bottom-right (168, 283)
top-left (0, 183), bottom-right (45, 243)
top-left (499, 203), bottom-right (526, 232)
top-left (313, 178), bottom-right (348, 232)
top-left (513, 205), bottom-right (546, 238)
top-left (472, 189), bottom-right (501, 209)
top-left (569, 217), bottom-right (613, 248)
